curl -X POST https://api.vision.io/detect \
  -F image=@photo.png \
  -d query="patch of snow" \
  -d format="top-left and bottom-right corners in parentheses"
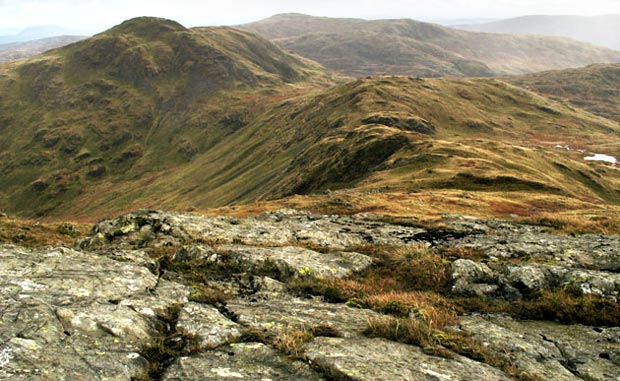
top-left (584, 154), bottom-right (617, 165)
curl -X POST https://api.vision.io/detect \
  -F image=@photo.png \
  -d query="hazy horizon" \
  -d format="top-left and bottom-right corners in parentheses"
top-left (0, 0), bottom-right (619, 35)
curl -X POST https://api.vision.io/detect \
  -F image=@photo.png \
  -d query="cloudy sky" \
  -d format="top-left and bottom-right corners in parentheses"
top-left (1, 0), bottom-right (619, 34)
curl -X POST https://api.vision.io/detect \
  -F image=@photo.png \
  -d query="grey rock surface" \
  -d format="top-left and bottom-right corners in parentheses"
top-left (77, 209), bottom-right (427, 250)
top-left (0, 244), bottom-right (165, 380)
top-left (3, 211), bottom-right (620, 380)
top-left (176, 302), bottom-right (241, 350)
top-left (450, 258), bottom-right (620, 300)
top-left (228, 297), bottom-right (380, 338)
top-left (219, 244), bottom-right (373, 279)
top-left (305, 337), bottom-right (513, 381)
top-left (437, 217), bottom-right (620, 271)
top-left (163, 342), bottom-right (322, 380)
top-left (457, 314), bottom-right (620, 381)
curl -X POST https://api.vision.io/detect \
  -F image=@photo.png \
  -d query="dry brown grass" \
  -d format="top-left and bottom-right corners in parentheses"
top-left (331, 244), bottom-right (452, 298)
top-left (457, 290), bottom-right (620, 327)
top-left (201, 190), bottom-right (620, 234)
top-left (0, 214), bottom-right (89, 247)
top-left (364, 316), bottom-right (541, 381)
top-left (271, 328), bottom-right (314, 360)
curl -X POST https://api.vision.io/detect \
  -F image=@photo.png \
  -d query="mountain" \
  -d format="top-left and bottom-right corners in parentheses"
top-left (0, 35), bottom-right (86, 62)
top-left (2, 16), bottom-right (620, 220)
top-left (241, 13), bottom-right (620, 77)
top-left (0, 16), bottom-right (334, 217)
top-left (457, 15), bottom-right (620, 51)
top-left (505, 63), bottom-right (620, 122)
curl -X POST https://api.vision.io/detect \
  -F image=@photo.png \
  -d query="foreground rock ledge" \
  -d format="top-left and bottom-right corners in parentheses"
top-left (1, 209), bottom-right (619, 380)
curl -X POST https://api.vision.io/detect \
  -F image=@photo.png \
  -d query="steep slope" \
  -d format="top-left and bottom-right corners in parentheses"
top-left (11, 74), bottom-right (620, 220)
top-left (0, 35), bottom-right (86, 62)
top-left (3, 17), bottom-right (620, 220)
top-left (505, 63), bottom-right (620, 122)
top-left (457, 14), bottom-right (620, 51)
top-left (241, 14), bottom-right (620, 77)
top-left (0, 17), bottom-right (334, 217)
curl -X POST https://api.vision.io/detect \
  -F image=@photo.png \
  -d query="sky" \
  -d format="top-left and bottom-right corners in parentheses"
top-left (0, 0), bottom-right (619, 34)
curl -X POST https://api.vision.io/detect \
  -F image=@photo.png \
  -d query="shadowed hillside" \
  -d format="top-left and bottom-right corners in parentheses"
top-left (506, 64), bottom-right (620, 122)
top-left (241, 13), bottom-right (620, 77)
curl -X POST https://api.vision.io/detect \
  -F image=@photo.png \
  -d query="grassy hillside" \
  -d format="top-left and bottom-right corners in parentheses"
top-left (457, 14), bottom-right (620, 51)
top-left (505, 63), bottom-right (620, 122)
top-left (241, 14), bottom-right (620, 77)
top-left (2, 16), bottom-right (620, 222)
top-left (0, 17), bottom-right (334, 217)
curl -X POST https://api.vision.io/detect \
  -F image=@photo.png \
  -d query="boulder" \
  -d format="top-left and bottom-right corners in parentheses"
top-left (219, 244), bottom-right (373, 280)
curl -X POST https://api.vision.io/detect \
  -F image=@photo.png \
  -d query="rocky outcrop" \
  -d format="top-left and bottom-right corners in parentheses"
top-left (219, 244), bottom-right (373, 279)
top-left (450, 259), bottom-right (620, 300)
top-left (76, 209), bottom-right (427, 250)
top-left (228, 297), bottom-right (380, 338)
top-left (435, 216), bottom-right (620, 271)
top-left (456, 314), bottom-right (620, 381)
top-left (305, 337), bottom-right (512, 381)
top-left (0, 244), bottom-right (182, 380)
top-left (3, 210), bottom-right (620, 380)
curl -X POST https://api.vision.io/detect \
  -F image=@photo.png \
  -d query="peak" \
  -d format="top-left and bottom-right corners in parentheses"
top-left (260, 13), bottom-right (334, 22)
top-left (269, 13), bottom-right (315, 19)
top-left (105, 16), bottom-right (186, 37)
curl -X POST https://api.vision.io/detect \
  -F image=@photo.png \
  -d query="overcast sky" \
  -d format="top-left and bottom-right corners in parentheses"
top-left (1, 0), bottom-right (619, 34)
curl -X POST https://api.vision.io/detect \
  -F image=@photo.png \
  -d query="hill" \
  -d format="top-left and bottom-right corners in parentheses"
top-left (0, 35), bottom-right (86, 62)
top-left (241, 13), bottom-right (620, 77)
top-left (0, 16), bottom-right (334, 217)
top-left (2, 17), bottom-right (620, 222)
top-left (505, 63), bottom-right (620, 122)
top-left (457, 14), bottom-right (620, 51)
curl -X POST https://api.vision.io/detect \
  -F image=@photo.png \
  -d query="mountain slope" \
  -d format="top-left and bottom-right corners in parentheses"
top-left (65, 76), bottom-right (620, 220)
top-left (457, 15), bottom-right (620, 51)
top-left (3, 17), bottom-right (620, 220)
top-left (0, 36), bottom-right (86, 62)
top-left (505, 64), bottom-right (620, 122)
top-left (0, 17), bottom-right (334, 217)
top-left (504, 64), bottom-right (620, 122)
top-left (241, 14), bottom-right (620, 77)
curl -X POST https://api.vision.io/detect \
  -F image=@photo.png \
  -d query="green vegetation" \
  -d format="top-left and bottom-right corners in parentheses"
top-left (506, 63), bottom-right (620, 122)
top-left (2, 16), bottom-right (620, 228)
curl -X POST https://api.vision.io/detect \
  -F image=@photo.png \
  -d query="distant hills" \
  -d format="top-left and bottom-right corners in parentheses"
top-left (2, 17), bottom-right (620, 219)
top-left (457, 15), bottom-right (620, 51)
top-left (506, 63), bottom-right (620, 122)
top-left (0, 36), bottom-right (86, 62)
top-left (0, 26), bottom-right (74, 44)
top-left (241, 13), bottom-right (620, 77)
